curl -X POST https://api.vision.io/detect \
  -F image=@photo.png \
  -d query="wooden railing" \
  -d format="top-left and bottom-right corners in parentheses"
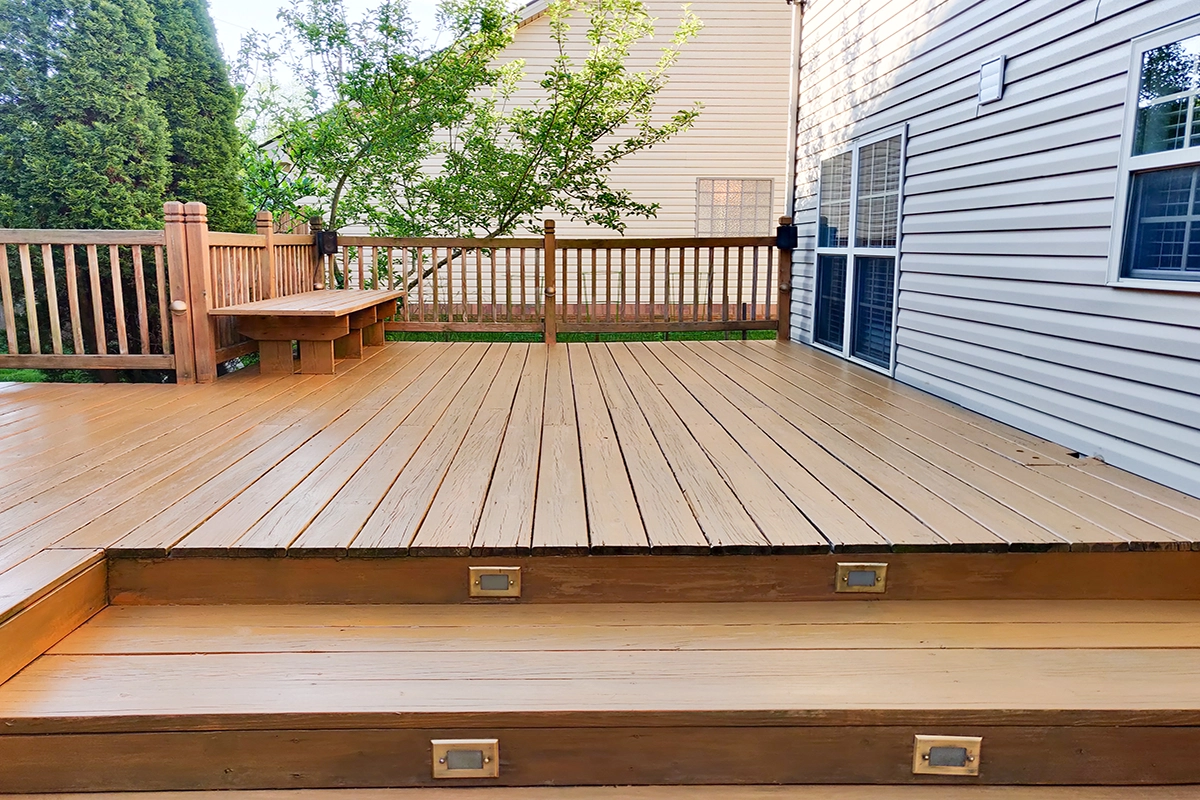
top-left (332, 219), bottom-right (793, 344)
top-left (0, 206), bottom-right (792, 382)
top-left (0, 229), bottom-right (176, 372)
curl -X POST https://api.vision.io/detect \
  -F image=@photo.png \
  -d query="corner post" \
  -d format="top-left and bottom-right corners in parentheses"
top-left (776, 215), bottom-right (794, 343)
top-left (543, 220), bottom-right (557, 345)
top-left (163, 202), bottom-right (196, 384)
top-left (256, 211), bottom-right (277, 299)
top-left (310, 215), bottom-right (326, 289)
top-left (184, 202), bottom-right (218, 383)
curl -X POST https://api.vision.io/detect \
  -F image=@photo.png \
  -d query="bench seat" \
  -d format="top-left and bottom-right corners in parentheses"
top-left (209, 289), bottom-right (404, 374)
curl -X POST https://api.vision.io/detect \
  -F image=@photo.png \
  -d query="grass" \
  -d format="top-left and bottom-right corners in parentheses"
top-left (386, 330), bottom-right (776, 343)
top-left (0, 368), bottom-right (47, 383)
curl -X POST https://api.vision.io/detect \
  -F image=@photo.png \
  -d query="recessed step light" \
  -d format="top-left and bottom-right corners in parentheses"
top-left (469, 566), bottom-right (522, 598)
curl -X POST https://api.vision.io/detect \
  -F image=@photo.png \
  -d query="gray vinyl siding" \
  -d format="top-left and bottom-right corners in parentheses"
top-left (791, 0), bottom-right (1200, 497)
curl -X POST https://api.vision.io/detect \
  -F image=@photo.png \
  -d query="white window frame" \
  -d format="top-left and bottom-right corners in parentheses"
top-left (1108, 17), bottom-right (1200, 293)
top-left (811, 125), bottom-right (907, 376)
top-left (695, 177), bottom-right (776, 237)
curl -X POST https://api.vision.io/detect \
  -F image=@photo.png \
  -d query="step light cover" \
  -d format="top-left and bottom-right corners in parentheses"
top-left (469, 566), bottom-right (522, 598)
top-left (835, 562), bottom-right (888, 593)
top-left (432, 739), bottom-right (500, 779)
top-left (912, 735), bottom-right (982, 776)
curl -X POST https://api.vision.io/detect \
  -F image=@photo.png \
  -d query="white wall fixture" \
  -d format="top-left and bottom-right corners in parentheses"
top-left (978, 57), bottom-right (1006, 104)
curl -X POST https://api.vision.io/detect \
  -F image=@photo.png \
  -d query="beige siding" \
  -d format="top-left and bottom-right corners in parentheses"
top-left (503, 0), bottom-right (794, 237)
top-left (792, 0), bottom-right (1200, 498)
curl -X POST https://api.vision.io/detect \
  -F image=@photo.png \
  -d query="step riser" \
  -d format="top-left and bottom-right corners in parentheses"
top-left (109, 552), bottom-right (1200, 605)
top-left (4, 726), bottom-right (1199, 791)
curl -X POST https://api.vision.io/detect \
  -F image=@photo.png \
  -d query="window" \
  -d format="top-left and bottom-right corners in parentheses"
top-left (1113, 24), bottom-right (1200, 285)
top-left (813, 131), bottom-right (904, 371)
top-left (697, 178), bottom-right (774, 236)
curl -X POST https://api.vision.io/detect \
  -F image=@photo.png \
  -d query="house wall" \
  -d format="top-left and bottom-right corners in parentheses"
top-left (791, 0), bottom-right (1200, 498)
top-left (505, 0), bottom-right (794, 237)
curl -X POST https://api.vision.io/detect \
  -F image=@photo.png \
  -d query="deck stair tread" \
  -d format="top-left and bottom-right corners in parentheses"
top-left (4, 600), bottom-right (1200, 726)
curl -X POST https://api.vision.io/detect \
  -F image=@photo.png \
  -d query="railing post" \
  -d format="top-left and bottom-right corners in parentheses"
top-left (310, 215), bottom-right (326, 289)
top-left (256, 211), bottom-right (277, 299)
top-left (163, 202), bottom-right (196, 384)
top-left (776, 215), bottom-right (794, 343)
top-left (184, 202), bottom-right (218, 383)
top-left (543, 220), bottom-right (557, 345)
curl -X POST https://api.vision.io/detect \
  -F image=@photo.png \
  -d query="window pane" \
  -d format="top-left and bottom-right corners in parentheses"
top-left (1135, 98), bottom-right (1190, 154)
top-left (815, 254), bottom-right (847, 349)
top-left (855, 136), bottom-right (902, 248)
top-left (851, 256), bottom-right (895, 368)
top-left (1123, 164), bottom-right (1200, 279)
top-left (1139, 36), bottom-right (1200, 103)
top-left (818, 153), bottom-right (852, 248)
top-left (1134, 34), bottom-right (1200, 154)
top-left (1193, 96), bottom-right (1200, 148)
top-left (696, 178), bottom-right (772, 235)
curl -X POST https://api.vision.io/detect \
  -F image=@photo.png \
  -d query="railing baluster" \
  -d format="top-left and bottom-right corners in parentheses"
top-left (18, 245), bottom-right (40, 353)
top-left (41, 244), bottom-right (63, 354)
top-left (737, 247), bottom-right (745, 321)
top-left (0, 247), bottom-right (17, 354)
top-left (765, 245), bottom-right (774, 322)
top-left (591, 247), bottom-right (598, 325)
top-left (751, 246), bottom-right (760, 321)
top-left (132, 245), bottom-right (150, 354)
top-left (109, 244), bottom-right (128, 354)
top-left (721, 246), bottom-right (730, 324)
top-left (64, 245), bottom-right (84, 354)
top-left (155, 245), bottom-right (169, 355)
top-left (476, 246), bottom-right (483, 323)
top-left (634, 248), bottom-right (641, 323)
top-left (693, 245), bottom-right (701, 323)
top-left (86, 245), bottom-right (105, 354)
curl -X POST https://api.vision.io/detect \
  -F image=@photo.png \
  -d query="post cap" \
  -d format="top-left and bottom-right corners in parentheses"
top-left (544, 220), bottom-right (556, 233)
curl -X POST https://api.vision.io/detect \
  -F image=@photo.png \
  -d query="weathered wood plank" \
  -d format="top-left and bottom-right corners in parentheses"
top-left (568, 344), bottom-right (648, 551)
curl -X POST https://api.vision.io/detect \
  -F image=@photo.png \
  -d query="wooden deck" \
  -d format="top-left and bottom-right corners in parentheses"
top-left (1, 340), bottom-right (1199, 576)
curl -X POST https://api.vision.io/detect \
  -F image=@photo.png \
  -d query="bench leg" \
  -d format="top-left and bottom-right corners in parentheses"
top-left (334, 330), bottom-right (364, 360)
top-left (299, 340), bottom-right (336, 374)
top-left (362, 321), bottom-right (385, 347)
top-left (258, 341), bottom-right (295, 374)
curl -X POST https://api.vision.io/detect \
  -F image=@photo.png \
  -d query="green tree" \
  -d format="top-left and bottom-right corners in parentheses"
top-left (238, 0), bottom-right (702, 237)
top-left (148, 0), bottom-right (254, 232)
top-left (16, 0), bottom-right (172, 230)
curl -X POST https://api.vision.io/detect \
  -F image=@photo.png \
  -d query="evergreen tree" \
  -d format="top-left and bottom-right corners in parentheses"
top-left (0, 0), bottom-right (63, 227)
top-left (20, 0), bottom-right (171, 229)
top-left (148, 0), bottom-right (253, 232)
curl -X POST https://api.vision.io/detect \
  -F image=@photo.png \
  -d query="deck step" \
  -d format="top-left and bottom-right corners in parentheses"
top-left (1, 600), bottom-right (1199, 792)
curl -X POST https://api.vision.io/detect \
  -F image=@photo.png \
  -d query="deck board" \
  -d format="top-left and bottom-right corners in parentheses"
top-left (0, 341), bottom-right (1196, 570)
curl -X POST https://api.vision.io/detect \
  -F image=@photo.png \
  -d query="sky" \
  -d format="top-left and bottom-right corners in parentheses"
top-left (206, 0), bottom-right (444, 61)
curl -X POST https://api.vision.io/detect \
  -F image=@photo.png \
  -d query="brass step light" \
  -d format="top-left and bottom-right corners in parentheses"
top-left (431, 739), bottom-right (500, 779)
top-left (912, 735), bottom-right (982, 776)
top-left (469, 566), bottom-right (522, 598)
top-left (835, 562), bottom-right (888, 593)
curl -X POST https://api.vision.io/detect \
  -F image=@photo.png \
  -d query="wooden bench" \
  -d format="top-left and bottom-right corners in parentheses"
top-left (209, 290), bottom-right (404, 375)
